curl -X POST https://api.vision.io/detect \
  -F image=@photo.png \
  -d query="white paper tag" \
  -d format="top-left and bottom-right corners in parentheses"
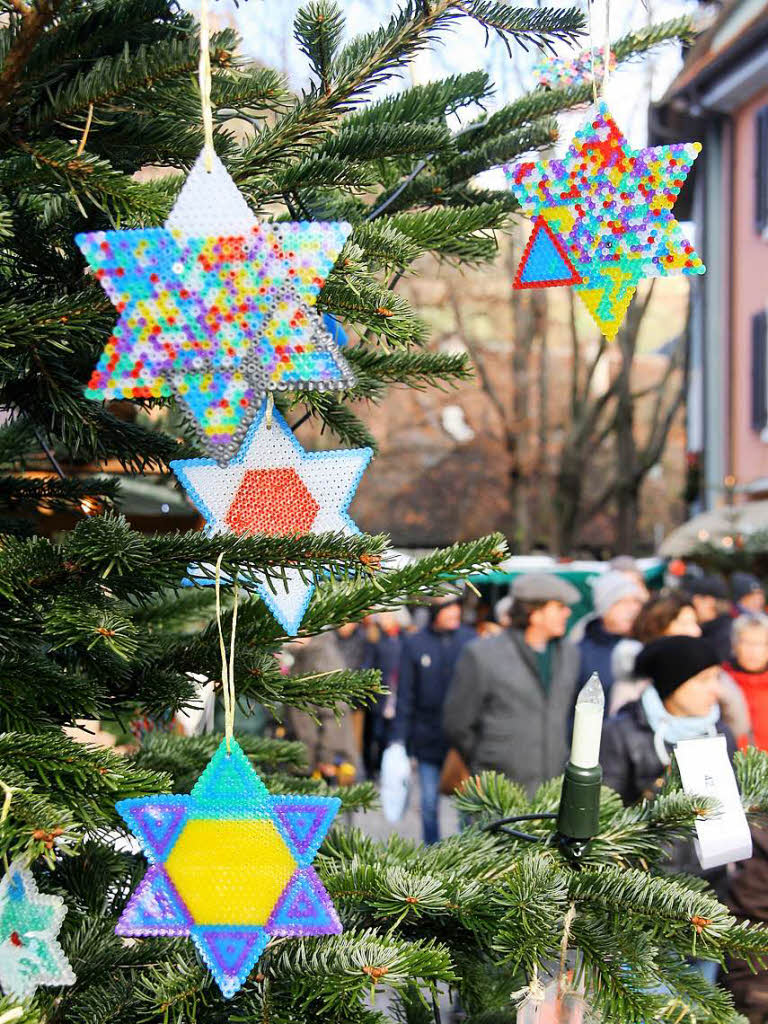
top-left (674, 735), bottom-right (752, 870)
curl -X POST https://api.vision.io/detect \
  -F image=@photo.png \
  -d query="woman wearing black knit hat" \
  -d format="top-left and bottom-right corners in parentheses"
top-left (601, 635), bottom-right (734, 807)
top-left (600, 635), bottom-right (737, 985)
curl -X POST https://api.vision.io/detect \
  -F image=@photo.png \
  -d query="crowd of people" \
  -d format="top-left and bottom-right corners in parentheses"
top-left (277, 563), bottom-right (768, 1015)
top-left (370, 562), bottom-right (768, 1019)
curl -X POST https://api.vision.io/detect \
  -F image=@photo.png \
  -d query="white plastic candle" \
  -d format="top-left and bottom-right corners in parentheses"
top-left (569, 673), bottom-right (605, 769)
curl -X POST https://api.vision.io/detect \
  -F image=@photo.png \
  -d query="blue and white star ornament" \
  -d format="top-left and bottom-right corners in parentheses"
top-left (115, 738), bottom-right (342, 999)
top-left (0, 862), bottom-right (76, 998)
top-left (170, 400), bottom-right (372, 634)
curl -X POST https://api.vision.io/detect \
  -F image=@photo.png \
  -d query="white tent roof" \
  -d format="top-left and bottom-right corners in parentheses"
top-left (660, 501), bottom-right (768, 557)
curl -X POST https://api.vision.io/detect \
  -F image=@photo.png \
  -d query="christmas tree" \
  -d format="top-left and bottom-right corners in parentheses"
top-left (1, 1), bottom-right (766, 1022)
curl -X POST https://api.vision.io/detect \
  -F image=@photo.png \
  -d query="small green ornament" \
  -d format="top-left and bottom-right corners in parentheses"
top-left (0, 862), bottom-right (76, 999)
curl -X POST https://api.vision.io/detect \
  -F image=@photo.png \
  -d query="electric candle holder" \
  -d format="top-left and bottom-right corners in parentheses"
top-left (484, 673), bottom-right (605, 865)
top-left (556, 673), bottom-right (605, 860)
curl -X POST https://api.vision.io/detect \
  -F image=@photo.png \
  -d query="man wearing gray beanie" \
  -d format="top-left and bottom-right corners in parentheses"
top-left (577, 570), bottom-right (645, 697)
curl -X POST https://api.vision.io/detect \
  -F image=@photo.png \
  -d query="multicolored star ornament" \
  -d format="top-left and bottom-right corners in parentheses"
top-left (0, 862), bottom-right (76, 998)
top-left (533, 47), bottom-right (616, 90)
top-left (505, 101), bottom-right (705, 339)
top-left (171, 400), bottom-right (372, 635)
top-left (77, 150), bottom-right (356, 462)
top-left (115, 738), bottom-right (341, 999)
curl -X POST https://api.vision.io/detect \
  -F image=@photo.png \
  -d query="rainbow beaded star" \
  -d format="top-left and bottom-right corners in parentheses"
top-left (533, 47), bottom-right (616, 90)
top-left (0, 862), bottom-right (76, 998)
top-left (116, 738), bottom-right (342, 999)
top-left (505, 101), bottom-right (705, 339)
top-left (77, 151), bottom-right (355, 462)
top-left (171, 400), bottom-right (372, 635)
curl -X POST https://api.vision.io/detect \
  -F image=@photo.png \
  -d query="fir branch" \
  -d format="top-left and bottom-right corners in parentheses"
top-left (344, 71), bottom-right (492, 130)
top-left (345, 346), bottom-right (473, 388)
top-left (294, 1), bottom-right (346, 93)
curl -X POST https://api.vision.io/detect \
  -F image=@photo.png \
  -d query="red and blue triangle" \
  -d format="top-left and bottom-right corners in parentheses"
top-left (191, 926), bottom-right (269, 999)
top-left (116, 865), bottom-right (192, 936)
top-left (270, 796), bottom-right (340, 864)
top-left (514, 216), bottom-right (582, 290)
top-left (267, 868), bottom-right (342, 937)
top-left (116, 798), bottom-right (189, 863)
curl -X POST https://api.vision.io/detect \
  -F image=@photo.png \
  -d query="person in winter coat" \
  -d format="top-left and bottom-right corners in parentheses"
top-left (723, 614), bottom-right (768, 750)
top-left (577, 570), bottom-right (645, 696)
top-left (602, 635), bottom-right (738, 985)
top-left (360, 609), bottom-right (408, 778)
top-left (285, 631), bottom-right (358, 786)
top-left (390, 593), bottom-right (474, 844)
top-left (685, 574), bottom-right (733, 663)
top-left (443, 573), bottom-right (580, 796)
top-left (725, 827), bottom-right (768, 1024)
top-left (601, 636), bottom-right (735, 878)
top-left (609, 592), bottom-right (701, 715)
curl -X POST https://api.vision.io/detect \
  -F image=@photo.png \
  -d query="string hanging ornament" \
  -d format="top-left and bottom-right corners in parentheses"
top-left (506, 0), bottom-right (705, 340)
top-left (77, 0), bottom-right (355, 464)
top-left (114, 552), bottom-right (343, 999)
top-left (0, 789), bottom-right (76, 999)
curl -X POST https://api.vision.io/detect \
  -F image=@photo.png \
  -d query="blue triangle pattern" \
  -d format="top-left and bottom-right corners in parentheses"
top-left (116, 797), bottom-right (189, 863)
top-left (191, 926), bottom-right (269, 1000)
top-left (266, 868), bottom-right (342, 936)
top-left (189, 738), bottom-right (271, 817)
top-left (270, 796), bottom-right (340, 864)
top-left (519, 222), bottom-right (575, 284)
top-left (116, 866), bottom-right (192, 936)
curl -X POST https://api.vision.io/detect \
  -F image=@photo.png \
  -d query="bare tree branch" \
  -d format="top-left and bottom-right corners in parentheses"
top-left (0, 0), bottom-right (63, 108)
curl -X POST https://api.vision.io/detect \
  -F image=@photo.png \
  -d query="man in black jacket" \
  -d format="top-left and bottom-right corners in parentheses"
top-left (390, 593), bottom-right (474, 844)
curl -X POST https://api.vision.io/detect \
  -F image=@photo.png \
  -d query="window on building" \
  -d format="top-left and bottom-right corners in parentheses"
top-left (758, 106), bottom-right (768, 232)
top-left (752, 310), bottom-right (768, 433)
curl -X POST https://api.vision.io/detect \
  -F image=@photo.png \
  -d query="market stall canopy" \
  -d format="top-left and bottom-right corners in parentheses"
top-left (660, 502), bottom-right (768, 557)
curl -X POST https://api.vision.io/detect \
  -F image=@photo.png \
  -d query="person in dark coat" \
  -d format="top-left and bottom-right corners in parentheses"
top-left (732, 572), bottom-right (766, 616)
top-left (601, 635), bottom-right (735, 885)
top-left (443, 573), bottom-right (580, 796)
top-left (685, 574), bottom-right (733, 663)
top-left (361, 610), bottom-right (406, 778)
top-left (285, 631), bottom-right (358, 785)
top-left (725, 826), bottom-right (768, 1023)
top-left (577, 570), bottom-right (645, 696)
top-left (390, 593), bottom-right (474, 844)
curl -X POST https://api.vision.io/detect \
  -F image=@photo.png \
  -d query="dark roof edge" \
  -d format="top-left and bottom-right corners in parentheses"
top-left (659, 11), bottom-right (768, 111)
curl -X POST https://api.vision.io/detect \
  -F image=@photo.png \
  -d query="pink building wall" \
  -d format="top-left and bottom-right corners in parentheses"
top-left (731, 84), bottom-right (768, 489)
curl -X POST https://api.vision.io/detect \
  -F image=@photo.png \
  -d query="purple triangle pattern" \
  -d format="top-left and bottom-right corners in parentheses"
top-left (116, 796), bottom-right (189, 863)
top-left (270, 796), bottom-right (340, 865)
top-left (116, 865), bottom-right (192, 936)
top-left (191, 927), bottom-right (269, 999)
top-left (266, 868), bottom-right (342, 937)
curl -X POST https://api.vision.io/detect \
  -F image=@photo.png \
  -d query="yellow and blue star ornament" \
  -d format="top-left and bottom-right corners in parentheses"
top-left (115, 738), bottom-right (342, 999)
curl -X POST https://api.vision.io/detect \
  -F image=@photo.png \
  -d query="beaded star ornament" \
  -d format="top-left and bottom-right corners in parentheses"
top-left (77, 150), bottom-right (356, 462)
top-left (171, 400), bottom-right (372, 635)
top-left (116, 738), bottom-right (342, 999)
top-left (533, 47), bottom-right (616, 90)
top-left (0, 862), bottom-right (76, 998)
top-left (505, 101), bottom-right (705, 339)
